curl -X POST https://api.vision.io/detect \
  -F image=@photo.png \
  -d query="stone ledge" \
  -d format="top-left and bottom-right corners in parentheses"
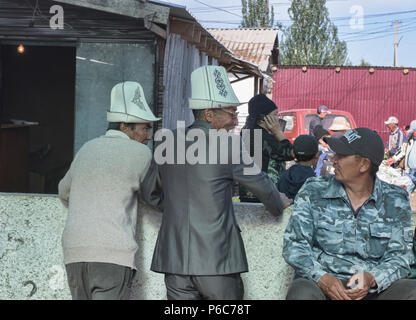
top-left (0, 193), bottom-right (294, 300)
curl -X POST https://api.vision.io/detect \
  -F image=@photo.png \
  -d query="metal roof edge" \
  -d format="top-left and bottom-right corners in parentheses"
top-left (207, 28), bottom-right (279, 31)
top-left (149, 0), bottom-right (186, 9)
top-left (274, 65), bottom-right (416, 71)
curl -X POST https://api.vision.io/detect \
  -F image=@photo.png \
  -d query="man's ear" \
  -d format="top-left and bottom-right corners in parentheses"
top-left (120, 122), bottom-right (129, 134)
top-left (360, 157), bottom-right (371, 173)
top-left (204, 109), bottom-right (215, 124)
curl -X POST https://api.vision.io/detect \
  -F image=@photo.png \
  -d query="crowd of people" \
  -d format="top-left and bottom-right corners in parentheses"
top-left (58, 65), bottom-right (416, 300)
top-left (384, 116), bottom-right (416, 196)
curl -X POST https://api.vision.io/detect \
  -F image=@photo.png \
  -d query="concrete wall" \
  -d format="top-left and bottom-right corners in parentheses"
top-left (0, 193), bottom-right (294, 300)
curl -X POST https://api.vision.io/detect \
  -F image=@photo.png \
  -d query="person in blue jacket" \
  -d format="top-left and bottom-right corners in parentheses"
top-left (278, 135), bottom-right (319, 200)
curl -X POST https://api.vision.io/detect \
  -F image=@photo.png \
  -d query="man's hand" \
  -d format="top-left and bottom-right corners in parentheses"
top-left (279, 192), bottom-right (293, 209)
top-left (386, 158), bottom-right (395, 166)
top-left (317, 274), bottom-right (352, 300)
top-left (384, 148), bottom-right (389, 155)
top-left (345, 272), bottom-right (376, 300)
top-left (263, 115), bottom-right (286, 141)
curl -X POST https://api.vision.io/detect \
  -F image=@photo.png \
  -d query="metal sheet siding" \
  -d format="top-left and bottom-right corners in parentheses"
top-left (273, 66), bottom-right (416, 143)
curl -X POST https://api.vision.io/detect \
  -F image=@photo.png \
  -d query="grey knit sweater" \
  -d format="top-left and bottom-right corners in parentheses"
top-left (58, 130), bottom-right (152, 270)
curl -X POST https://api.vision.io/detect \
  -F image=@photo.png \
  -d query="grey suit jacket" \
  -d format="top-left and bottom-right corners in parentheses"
top-left (142, 120), bottom-right (284, 275)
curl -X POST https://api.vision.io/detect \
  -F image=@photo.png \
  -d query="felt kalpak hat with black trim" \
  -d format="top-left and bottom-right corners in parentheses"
top-left (107, 81), bottom-right (160, 123)
top-left (189, 66), bottom-right (244, 109)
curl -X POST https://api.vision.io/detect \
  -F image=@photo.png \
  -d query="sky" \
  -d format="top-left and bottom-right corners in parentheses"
top-left (163, 0), bottom-right (416, 67)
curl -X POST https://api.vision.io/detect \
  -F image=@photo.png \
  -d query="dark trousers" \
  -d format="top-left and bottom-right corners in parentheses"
top-left (65, 262), bottom-right (135, 300)
top-left (164, 273), bottom-right (244, 300)
top-left (286, 278), bottom-right (416, 300)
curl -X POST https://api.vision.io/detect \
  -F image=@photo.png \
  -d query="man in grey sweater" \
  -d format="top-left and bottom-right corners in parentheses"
top-left (58, 81), bottom-right (160, 300)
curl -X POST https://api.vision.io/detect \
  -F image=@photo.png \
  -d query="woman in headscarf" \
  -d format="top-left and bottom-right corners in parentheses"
top-left (239, 94), bottom-right (294, 202)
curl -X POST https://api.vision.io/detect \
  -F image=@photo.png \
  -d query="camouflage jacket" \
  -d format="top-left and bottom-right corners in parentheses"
top-left (239, 127), bottom-right (293, 202)
top-left (283, 175), bottom-right (415, 293)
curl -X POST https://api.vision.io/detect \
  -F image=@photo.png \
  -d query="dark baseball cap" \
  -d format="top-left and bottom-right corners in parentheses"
top-left (294, 134), bottom-right (319, 157)
top-left (317, 105), bottom-right (331, 114)
top-left (313, 125), bottom-right (330, 140)
top-left (324, 127), bottom-right (384, 166)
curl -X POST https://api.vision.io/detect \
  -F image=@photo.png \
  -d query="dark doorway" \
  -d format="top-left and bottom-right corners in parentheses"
top-left (0, 43), bottom-right (75, 194)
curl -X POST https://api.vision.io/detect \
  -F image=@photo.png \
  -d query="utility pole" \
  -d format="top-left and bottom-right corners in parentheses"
top-left (394, 20), bottom-right (398, 67)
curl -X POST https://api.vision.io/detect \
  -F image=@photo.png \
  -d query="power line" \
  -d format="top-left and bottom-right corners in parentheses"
top-left (196, 9), bottom-right (416, 26)
top-left (331, 9), bottom-right (416, 22)
top-left (343, 25), bottom-right (416, 43)
top-left (190, 2), bottom-right (290, 13)
top-left (190, 0), bottom-right (352, 13)
top-left (191, 0), bottom-right (243, 18)
top-left (195, 4), bottom-right (416, 44)
top-left (339, 19), bottom-right (416, 37)
top-left (341, 20), bottom-right (416, 39)
top-left (192, 5), bottom-right (416, 23)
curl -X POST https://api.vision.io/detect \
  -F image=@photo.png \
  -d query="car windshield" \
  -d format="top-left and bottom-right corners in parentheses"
top-left (304, 114), bottom-right (352, 131)
top-left (282, 115), bottom-right (294, 131)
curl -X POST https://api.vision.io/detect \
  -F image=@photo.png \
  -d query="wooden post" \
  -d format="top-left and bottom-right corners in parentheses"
top-left (254, 76), bottom-right (259, 95)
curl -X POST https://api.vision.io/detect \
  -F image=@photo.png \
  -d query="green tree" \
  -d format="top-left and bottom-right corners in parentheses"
top-left (241, 0), bottom-right (275, 28)
top-left (280, 0), bottom-right (348, 65)
top-left (359, 58), bottom-right (371, 66)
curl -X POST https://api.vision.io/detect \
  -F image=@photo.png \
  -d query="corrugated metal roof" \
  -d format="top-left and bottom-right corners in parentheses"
top-left (207, 28), bottom-right (278, 72)
top-left (0, 0), bottom-right (156, 40)
top-left (273, 66), bottom-right (416, 143)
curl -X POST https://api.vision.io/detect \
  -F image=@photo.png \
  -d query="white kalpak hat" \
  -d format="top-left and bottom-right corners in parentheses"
top-left (188, 66), bottom-right (243, 109)
top-left (107, 81), bottom-right (161, 123)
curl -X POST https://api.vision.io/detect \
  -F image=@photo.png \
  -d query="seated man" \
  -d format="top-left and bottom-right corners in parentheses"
top-left (384, 116), bottom-right (407, 162)
top-left (283, 128), bottom-right (416, 300)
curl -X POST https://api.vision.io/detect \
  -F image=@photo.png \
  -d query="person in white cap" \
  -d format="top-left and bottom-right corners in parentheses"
top-left (58, 81), bottom-right (160, 300)
top-left (384, 116), bottom-right (407, 161)
top-left (142, 66), bottom-right (291, 300)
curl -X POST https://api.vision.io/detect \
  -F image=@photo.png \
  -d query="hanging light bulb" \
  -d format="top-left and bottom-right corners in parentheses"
top-left (17, 44), bottom-right (25, 54)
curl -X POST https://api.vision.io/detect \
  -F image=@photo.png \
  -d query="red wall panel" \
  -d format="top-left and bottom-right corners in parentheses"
top-left (273, 66), bottom-right (416, 143)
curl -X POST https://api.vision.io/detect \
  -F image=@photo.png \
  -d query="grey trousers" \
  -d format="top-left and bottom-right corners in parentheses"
top-left (164, 273), bottom-right (244, 300)
top-left (65, 262), bottom-right (135, 300)
top-left (286, 278), bottom-right (416, 300)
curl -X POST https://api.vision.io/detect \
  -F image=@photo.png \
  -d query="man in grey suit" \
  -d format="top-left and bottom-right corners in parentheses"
top-left (142, 66), bottom-right (291, 300)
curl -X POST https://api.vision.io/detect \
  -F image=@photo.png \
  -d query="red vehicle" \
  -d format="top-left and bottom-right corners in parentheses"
top-left (278, 109), bottom-right (357, 143)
